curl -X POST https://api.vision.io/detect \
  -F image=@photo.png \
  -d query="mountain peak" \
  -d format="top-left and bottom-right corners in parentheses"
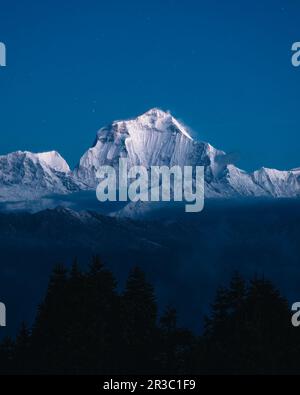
top-left (36, 151), bottom-right (70, 173)
top-left (0, 150), bottom-right (70, 173)
top-left (142, 108), bottom-right (170, 117)
top-left (135, 108), bottom-right (193, 140)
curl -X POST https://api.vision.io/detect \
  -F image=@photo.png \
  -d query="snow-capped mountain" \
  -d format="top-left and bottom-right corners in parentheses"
top-left (35, 151), bottom-right (71, 173)
top-left (0, 150), bottom-right (81, 202)
top-left (252, 167), bottom-right (300, 197)
top-left (0, 108), bottom-right (299, 208)
top-left (74, 108), bottom-right (229, 192)
top-left (75, 108), bottom-right (197, 186)
top-left (74, 108), bottom-right (300, 200)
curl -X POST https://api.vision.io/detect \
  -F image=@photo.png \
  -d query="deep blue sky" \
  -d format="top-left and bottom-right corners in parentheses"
top-left (0, 0), bottom-right (299, 171)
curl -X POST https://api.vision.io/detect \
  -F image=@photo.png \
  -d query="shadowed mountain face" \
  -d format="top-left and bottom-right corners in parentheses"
top-left (1, 199), bottom-right (300, 338)
top-left (0, 109), bottom-right (300, 210)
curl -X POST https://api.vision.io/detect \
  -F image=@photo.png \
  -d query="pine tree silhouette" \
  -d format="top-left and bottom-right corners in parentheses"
top-left (13, 322), bottom-right (31, 374)
top-left (2, 262), bottom-right (299, 375)
top-left (30, 264), bottom-right (69, 373)
top-left (202, 274), bottom-right (294, 374)
top-left (159, 306), bottom-right (195, 374)
top-left (83, 255), bottom-right (121, 374)
top-left (121, 266), bottom-right (158, 374)
top-left (0, 337), bottom-right (15, 374)
top-left (239, 277), bottom-right (292, 374)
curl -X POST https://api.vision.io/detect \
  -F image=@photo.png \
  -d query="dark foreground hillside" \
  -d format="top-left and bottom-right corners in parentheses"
top-left (0, 199), bottom-right (300, 338)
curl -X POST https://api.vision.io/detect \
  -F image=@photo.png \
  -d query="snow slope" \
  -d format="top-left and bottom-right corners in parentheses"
top-left (0, 109), bottom-right (300, 208)
top-left (0, 151), bottom-right (81, 202)
top-left (75, 108), bottom-right (300, 201)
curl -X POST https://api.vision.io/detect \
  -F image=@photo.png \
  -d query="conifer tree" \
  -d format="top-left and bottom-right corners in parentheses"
top-left (30, 264), bottom-right (69, 373)
top-left (14, 322), bottom-right (31, 374)
top-left (83, 255), bottom-right (120, 374)
top-left (0, 337), bottom-right (15, 374)
top-left (121, 266), bottom-right (158, 373)
top-left (159, 305), bottom-right (194, 374)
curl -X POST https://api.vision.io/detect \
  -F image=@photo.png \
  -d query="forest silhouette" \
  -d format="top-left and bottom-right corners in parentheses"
top-left (0, 256), bottom-right (299, 375)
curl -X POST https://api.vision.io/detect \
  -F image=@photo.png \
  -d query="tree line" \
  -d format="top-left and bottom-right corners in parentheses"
top-left (0, 256), bottom-right (299, 375)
